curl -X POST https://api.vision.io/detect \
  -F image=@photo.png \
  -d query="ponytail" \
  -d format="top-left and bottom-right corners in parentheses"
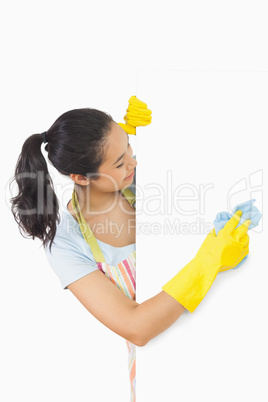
top-left (10, 133), bottom-right (60, 251)
top-left (10, 108), bottom-right (114, 252)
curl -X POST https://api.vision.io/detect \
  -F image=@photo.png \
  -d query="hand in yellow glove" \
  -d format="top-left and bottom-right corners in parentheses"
top-left (117, 95), bottom-right (152, 135)
top-left (162, 210), bottom-right (251, 313)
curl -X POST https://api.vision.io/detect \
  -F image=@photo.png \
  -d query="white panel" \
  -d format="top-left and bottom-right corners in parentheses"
top-left (136, 71), bottom-right (267, 402)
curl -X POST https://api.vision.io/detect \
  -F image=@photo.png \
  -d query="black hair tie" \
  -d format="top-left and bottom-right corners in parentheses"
top-left (41, 131), bottom-right (48, 144)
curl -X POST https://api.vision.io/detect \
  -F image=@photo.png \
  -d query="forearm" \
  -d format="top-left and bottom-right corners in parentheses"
top-left (132, 290), bottom-right (186, 346)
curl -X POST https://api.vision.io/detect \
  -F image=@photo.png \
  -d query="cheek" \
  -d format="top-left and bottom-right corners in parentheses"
top-left (98, 171), bottom-right (125, 190)
top-left (115, 170), bottom-right (126, 183)
top-left (113, 170), bottom-right (130, 188)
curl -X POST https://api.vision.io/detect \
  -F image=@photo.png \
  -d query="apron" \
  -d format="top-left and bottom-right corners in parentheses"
top-left (71, 186), bottom-right (136, 402)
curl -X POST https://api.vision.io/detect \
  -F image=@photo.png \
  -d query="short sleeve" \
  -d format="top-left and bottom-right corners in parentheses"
top-left (44, 236), bottom-right (99, 290)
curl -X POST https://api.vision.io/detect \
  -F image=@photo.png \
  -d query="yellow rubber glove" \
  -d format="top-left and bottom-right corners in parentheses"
top-left (118, 95), bottom-right (152, 135)
top-left (162, 210), bottom-right (251, 313)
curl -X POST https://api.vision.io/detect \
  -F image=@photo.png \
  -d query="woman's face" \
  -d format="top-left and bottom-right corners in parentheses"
top-left (90, 121), bottom-right (138, 193)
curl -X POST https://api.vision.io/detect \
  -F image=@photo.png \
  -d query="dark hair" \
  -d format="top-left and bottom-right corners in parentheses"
top-left (10, 108), bottom-right (114, 251)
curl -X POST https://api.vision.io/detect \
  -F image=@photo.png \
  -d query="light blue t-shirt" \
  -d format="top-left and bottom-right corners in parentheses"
top-left (45, 160), bottom-right (136, 290)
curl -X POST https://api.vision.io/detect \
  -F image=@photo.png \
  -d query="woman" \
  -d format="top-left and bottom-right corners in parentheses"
top-left (10, 104), bottom-right (251, 402)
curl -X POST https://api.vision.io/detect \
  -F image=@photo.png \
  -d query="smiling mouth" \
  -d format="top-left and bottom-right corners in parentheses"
top-left (125, 171), bottom-right (134, 179)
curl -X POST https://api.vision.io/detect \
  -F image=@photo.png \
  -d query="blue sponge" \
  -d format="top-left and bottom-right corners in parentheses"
top-left (213, 199), bottom-right (262, 269)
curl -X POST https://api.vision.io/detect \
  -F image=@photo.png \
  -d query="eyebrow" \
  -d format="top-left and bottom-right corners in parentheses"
top-left (112, 132), bottom-right (129, 165)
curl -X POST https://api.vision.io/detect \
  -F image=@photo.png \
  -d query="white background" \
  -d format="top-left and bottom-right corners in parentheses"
top-left (1, 1), bottom-right (267, 401)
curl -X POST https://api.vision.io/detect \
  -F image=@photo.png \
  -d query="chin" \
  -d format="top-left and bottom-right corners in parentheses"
top-left (121, 179), bottom-right (132, 189)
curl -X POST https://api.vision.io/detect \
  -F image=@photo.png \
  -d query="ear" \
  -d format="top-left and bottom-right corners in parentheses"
top-left (70, 174), bottom-right (90, 186)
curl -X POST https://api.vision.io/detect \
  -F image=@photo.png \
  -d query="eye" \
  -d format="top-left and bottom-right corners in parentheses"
top-left (116, 143), bottom-right (131, 168)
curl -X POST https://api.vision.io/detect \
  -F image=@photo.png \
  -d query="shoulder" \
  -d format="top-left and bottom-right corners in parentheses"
top-left (45, 209), bottom-right (90, 256)
top-left (44, 209), bottom-right (98, 289)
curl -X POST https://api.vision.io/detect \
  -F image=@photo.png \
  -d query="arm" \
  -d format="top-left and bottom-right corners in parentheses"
top-left (67, 270), bottom-right (185, 347)
top-left (68, 213), bottom-right (251, 346)
top-left (132, 291), bottom-right (185, 346)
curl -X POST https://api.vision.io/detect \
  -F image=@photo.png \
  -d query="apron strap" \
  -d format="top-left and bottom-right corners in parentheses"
top-left (71, 186), bottom-right (136, 263)
top-left (71, 189), bottom-right (106, 263)
top-left (120, 187), bottom-right (136, 208)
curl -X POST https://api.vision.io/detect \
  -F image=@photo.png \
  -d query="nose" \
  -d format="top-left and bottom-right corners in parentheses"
top-left (127, 156), bottom-right (137, 169)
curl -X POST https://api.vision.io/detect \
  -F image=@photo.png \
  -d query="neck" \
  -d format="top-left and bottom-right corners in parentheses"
top-left (74, 185), bottom-right (120, 218)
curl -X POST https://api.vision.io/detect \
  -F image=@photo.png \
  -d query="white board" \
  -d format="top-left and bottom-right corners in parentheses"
top-left (135, 70), bottom-right (267, 402)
